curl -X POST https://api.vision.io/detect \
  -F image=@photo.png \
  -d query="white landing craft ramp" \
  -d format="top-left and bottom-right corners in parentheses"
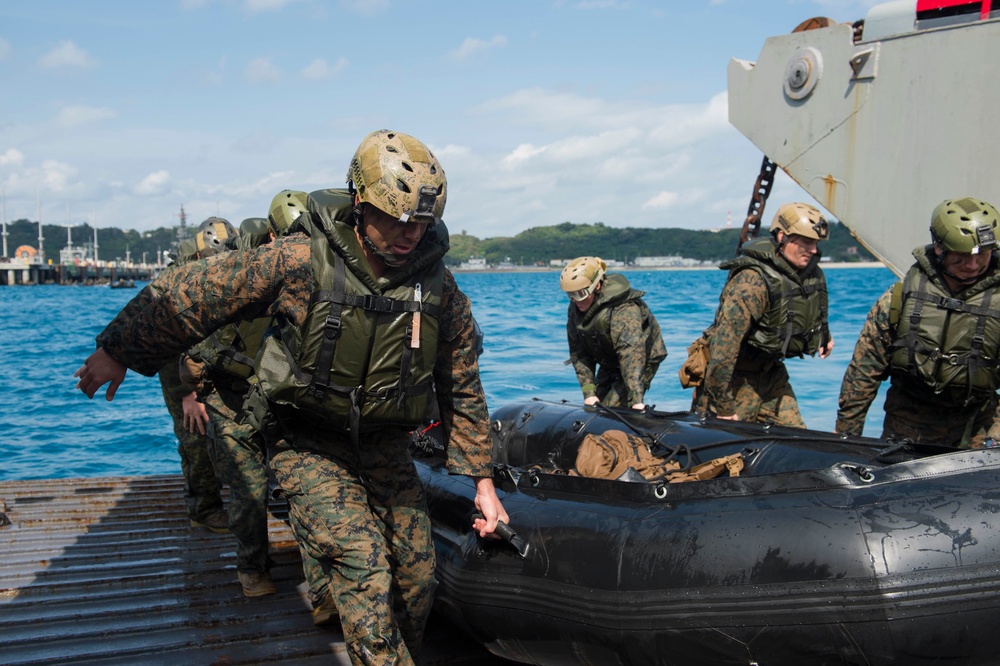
top-left (0, 475), bottom-right (516, 665)
top-left (729, 0), bottom-right (1000, 277)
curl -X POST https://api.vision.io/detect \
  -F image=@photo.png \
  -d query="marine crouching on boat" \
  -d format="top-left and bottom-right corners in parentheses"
top-left (838, 197), bottom-right (1000, 447)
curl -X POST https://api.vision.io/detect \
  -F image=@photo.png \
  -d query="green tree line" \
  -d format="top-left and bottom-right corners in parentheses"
top-left (3, 217), bottom-right (875, 266)
top-left (446, 220), bottom-right (874, 266)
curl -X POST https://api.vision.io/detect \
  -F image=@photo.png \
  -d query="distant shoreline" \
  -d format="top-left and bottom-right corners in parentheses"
top-left (451, 261), bottom-right (887, 274)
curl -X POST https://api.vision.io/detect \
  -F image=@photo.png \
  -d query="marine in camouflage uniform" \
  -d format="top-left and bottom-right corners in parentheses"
top-left (157, 239), bottom-right (226, 530)
top-left (158, 355), bottom-right (225, 527)
top-left (695, 203), bottom-right (834, 427)
top-left (179, 218), bottom-right (283, 596)
top-left (75, 130), bottom-right (508, 666)
top-left (561, 257), bottom-right (667, 408)
top-left (837, 197), bottom-right (1000, 447)
top-left (182, 345), bottom-right (275, 587)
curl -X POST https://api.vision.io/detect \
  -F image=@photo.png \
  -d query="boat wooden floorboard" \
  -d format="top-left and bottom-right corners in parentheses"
top-left (0, 474), bottom-right (517, 665)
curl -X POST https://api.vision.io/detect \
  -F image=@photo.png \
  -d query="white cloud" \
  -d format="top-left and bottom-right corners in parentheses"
top-left (0, 37), bottom-right (11, 61)
top-left (643, 191), bottom-right (680, 209)
top-left (57, 105), bottom-right (118, 127)
top-left (245, 57), bottom-right (281, 82)
top-left (501, 143), bottom-right (548, 168)
top-left (40, 159), bottom-right (78, 192)
top-left (38, 41), bottom-right (97, 69)
top-left (0, 148), bottom-right (25, 168)
top-left (646, 92), bottom-right (729, 149)
top-left (135, 170), bottom-right (172, 196)
top-left (451, 35), bottom-right (508, 60)
top-left (301, 57), bottom-right (348, 79)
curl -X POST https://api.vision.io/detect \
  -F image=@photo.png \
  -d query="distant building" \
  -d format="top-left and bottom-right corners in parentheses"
top-left (457, 256), bottom-right (487, 270)
top-left (551, 258), bottom-right (625, 268)
top-left (634, 255), bottom-right (713, 268)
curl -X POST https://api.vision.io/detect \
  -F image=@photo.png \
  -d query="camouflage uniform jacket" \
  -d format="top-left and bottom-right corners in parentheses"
top-left (95, 232), bottom-right (493, 478)
top-left (566, 276), bottom-right (667, 406)
top-left (703, 269), bottom-right (774, 417)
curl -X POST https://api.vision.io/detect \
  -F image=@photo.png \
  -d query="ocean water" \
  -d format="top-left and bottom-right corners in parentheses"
top-left (0, 266), bottom-right (896, 481)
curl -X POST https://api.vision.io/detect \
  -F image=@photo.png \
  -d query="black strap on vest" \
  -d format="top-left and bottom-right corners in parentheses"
top-left (310, 255), bottom-right (349, 394)
top-left (902, 274), bottom-right (929, 376)
top-left (964, 287), bottom-right (995, 406)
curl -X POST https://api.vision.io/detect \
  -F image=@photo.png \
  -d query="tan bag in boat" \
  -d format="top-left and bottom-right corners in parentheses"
top-left (571, 430), bottom-right (682, 481)
top-left (571, 429), bottom-right (744, 483)
top-left (678, 333), bottom-right (711, 389)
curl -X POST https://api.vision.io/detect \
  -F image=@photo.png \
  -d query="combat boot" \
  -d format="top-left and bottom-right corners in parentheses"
top-left (190, 510), bottom-right (229, 533)
top-left (312, 592), bottom-right (339, 626)
top-left (238, 570), bottom-right (278, 597)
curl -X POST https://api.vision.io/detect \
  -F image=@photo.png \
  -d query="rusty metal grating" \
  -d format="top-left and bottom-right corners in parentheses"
top-left (0, 475), bottom-right (512, 665)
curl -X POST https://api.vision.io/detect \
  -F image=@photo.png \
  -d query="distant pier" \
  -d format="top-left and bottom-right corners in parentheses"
top-left (0, 258), bottom-right (158, 286)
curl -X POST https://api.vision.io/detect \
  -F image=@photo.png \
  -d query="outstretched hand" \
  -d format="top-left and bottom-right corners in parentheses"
top-left (74, 348), bottom-right (127, 401)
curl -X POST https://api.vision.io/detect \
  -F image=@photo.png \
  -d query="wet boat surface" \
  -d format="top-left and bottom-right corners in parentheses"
top-left (0, 474), bottom-right (517, 665)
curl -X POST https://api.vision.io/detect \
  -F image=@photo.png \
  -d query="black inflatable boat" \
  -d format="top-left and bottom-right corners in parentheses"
top-left (414, 399), bottom-right (1000, 666)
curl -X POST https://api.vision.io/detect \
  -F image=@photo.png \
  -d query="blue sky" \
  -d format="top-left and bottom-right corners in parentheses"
top-left (0, 0), bottom-right (878, 241)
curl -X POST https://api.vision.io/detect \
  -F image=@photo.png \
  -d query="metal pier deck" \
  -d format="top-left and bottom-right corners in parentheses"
top-left (0, 475), bottom-right (514, 665)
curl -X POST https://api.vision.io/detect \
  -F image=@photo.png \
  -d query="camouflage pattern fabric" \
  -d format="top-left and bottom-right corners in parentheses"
top-left (204, 385), bottom-right (272, 573)
top-left (699, 269), bottom-right (806, 427)
top-left (271, 430), bottom-right (433, 665)
top-left (94, 232), bottom-right (494, 663)
top-left (568, 300), bottom-right (667, 407)
top-left (157, 358), bottom-right (224, 521)
top-left (837, 286), bottom-right (1000, 446)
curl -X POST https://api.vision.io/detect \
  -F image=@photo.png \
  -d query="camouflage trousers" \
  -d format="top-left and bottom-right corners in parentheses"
top-left (204, 389), bottom-right (272, 573)
top-left (696, 361), bottom-right (806, 428)
top-left (595, 361), bottom-right (661, 408)
top-left (270, 428), bottom-right (435, 666)
top-left (158, 373), bottom-right (224, 521)
top-left (881, 384), bottom-right (997, 448)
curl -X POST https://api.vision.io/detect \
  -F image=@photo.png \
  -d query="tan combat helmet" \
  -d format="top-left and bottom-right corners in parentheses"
top-left (560, 256), bottom-right (607, 302)
top-left (931, 197), bottom-right (999, 254)
top-left (770, 203), bottom-right (829, 240)
top-left (347, 129), bottom-right (447, 224)
top-left (268, 190), bottom-right (309, 237)
top-left (195, 217), bottom-right (238, 257)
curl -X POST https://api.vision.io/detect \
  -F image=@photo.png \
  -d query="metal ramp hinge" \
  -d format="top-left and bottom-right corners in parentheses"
top-left (850, 44), bottom-right (879, 80)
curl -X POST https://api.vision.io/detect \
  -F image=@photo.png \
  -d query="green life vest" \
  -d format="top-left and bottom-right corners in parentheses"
top-left (569, 273), bottom-right (662, 367)
top-left (889, 245), bottom-right (1000, 406)
top-left (254, 189), bottom-right (448, 433)
top-left (188, 316), bottom-right (274, 387)
top-left (719, 237), bottom-right (828, 359)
